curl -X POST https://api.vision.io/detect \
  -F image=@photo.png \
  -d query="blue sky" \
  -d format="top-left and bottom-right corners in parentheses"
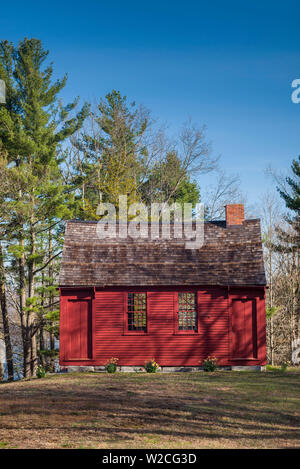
top-left (1, 0), bottom-right (300, 206)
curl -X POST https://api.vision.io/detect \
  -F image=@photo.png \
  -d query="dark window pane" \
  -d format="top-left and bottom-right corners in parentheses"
top-left (127, 293), bottom-right (147, 331)
top-left (178, 292), bottom-right (197, 331)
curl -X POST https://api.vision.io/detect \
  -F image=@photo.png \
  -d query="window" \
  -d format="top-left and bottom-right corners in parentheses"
top-left (127, 293), bottom-right (147, 332)
top-left (178, 292), bottom-right (198, 331)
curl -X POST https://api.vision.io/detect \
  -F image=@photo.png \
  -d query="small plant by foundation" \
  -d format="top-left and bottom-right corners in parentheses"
top-left (202, 356), bottom-right (218, 372)
top-left (144, 359), bottom-right (159, 373)
top-left (105, 357), bottom-right (118, 373)
top-left (281, 362), bottom-right (288, 372)
top-left (36, 365), bottom-right (46, 379)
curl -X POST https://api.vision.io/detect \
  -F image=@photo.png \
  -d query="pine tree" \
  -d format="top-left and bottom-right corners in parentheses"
top-left (277, 156), bottom-right (300, 236)
top-left (0, 38), bottom-right (89, 377)
top-left (276, 155), bottom-right (300, 357)
top-left (72, 91), bottom-right (202, 219)
top-left (141, 151), bottom-right (200, 207)
top-left (72, 90), bottom-right (149, 217)
top-left (0, 236), bottom-right (14, 381)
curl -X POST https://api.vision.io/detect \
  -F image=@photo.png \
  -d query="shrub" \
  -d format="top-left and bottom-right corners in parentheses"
top-left (36, 365), bottom-right (46, 379)
top-left (37, 349), bottom-right (59, 372)
top-left (202, 356), bottom-right (218, 372)
top-left (105, 357), bottom-right (118, 373)
top-left (281, 362), bottom-right (288, 373)
top-left (144, 359), bottom-right (159, 373)
top-left (38, 349), bottom-right (59, 359)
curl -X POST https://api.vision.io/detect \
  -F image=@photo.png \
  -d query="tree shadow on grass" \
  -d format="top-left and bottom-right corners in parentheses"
top-left (0, 372), bottom-right (299, 447)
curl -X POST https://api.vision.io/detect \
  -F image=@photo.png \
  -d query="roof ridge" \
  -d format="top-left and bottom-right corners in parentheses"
top-left (66, 218), bottom-right (261, 224)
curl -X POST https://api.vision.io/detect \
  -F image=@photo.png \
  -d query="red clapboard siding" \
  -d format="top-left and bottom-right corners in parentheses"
top-left (93, 288), bottom-right (230, 366)
top-left (59, 286), bottom-right (266, 367)
top-left (197, 289), bottom-right (230, 361)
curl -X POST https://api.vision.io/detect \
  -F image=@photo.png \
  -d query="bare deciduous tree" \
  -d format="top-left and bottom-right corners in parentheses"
top-left (203, 171), bottom-right (241, 220)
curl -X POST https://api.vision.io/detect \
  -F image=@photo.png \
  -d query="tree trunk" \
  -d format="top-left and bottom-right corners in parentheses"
top-left (0, 361), bottom-right (4, 381)
top-left (23, 337), bottom-right (31, 378)
top-left (269, 244), bottom-right (274, 366)
top-left (48, 228), bottom-right (55, 372)
top-left (50, 331), bottom-right (55, 372)
top-left (39, 270), bottom-right (45, 368)
top-left (0, 243), bottom-right (14, 380)
top-left (18, 239), bottom-right (29, 378)
top-left (39, 326), bottom-right (45, 368)
top-left (28, 218), bottom-right (37, 377)
top-left (270, 316), bottom-right (274, 366)
top-left (30, 333), bottom-right (37, 376)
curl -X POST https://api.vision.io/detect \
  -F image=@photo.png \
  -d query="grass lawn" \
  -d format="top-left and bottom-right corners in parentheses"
top-left (0, 369), bottom-right (299, 449)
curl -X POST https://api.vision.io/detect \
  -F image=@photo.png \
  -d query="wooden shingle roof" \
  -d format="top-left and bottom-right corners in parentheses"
top-left (59, 219), bottom-right (266, 287)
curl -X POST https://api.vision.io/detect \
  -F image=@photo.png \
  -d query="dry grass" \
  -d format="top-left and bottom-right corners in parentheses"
top-left (0, 369), bottom-right (299, 449)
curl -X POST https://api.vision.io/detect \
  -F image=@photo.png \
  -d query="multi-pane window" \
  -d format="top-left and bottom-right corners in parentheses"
top-left (178, 292), bottom-right (198, 331)
top-left (127, 293), bottom-right (147, 332)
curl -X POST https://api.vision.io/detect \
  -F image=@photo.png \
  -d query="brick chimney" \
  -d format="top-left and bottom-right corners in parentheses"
top-left (225, 204), bottom-right (244, 226)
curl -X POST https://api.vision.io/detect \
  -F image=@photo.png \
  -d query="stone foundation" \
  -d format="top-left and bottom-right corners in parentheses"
top-left (60, 365), bottom-right (266, 373)
top-left (231, 365), bottom-right (266, 372)
top-left (63, 366), bottom-right (95, 373)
